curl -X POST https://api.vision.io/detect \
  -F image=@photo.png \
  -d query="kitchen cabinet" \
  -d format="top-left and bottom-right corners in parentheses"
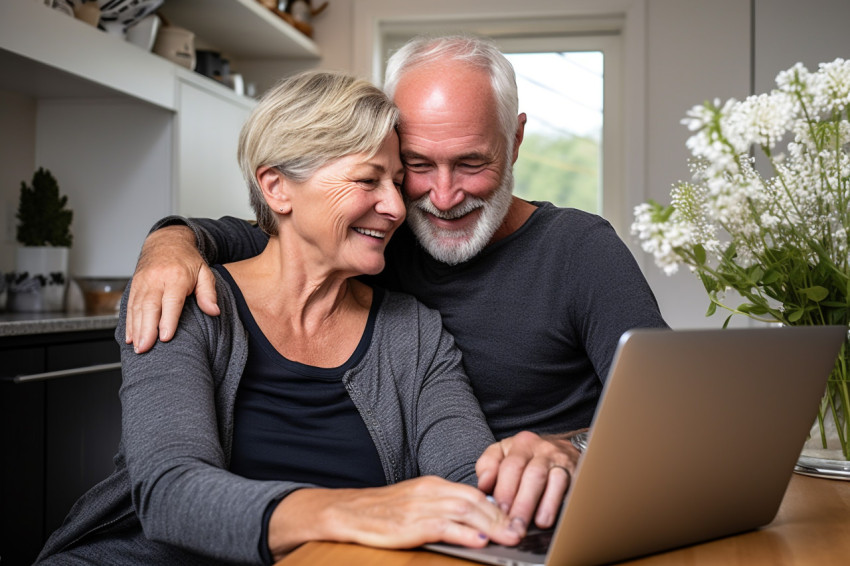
top-left (175, 73), bottom-right (255, 220)
top-left (0, 0), bottom-right (319, 276)
top-left (0, 328), bottom-right (121, 566)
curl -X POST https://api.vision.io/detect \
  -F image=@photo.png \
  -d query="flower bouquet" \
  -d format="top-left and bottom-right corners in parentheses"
top-left (631, 59), bottom-right (850, 467)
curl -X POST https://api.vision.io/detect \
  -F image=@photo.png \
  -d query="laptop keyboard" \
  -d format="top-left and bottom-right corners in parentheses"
top-left (516, 529), bottom-right (555, 554)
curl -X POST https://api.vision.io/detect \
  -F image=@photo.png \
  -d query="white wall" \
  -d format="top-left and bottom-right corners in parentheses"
top-left (306, 0), bottom-right (850, 329)
top-left (643, 0), bottom-right (751, 328)
top-left (0, 91), bottom-right (36, 273)
top-left (4, 0), bottom-right (849, 323)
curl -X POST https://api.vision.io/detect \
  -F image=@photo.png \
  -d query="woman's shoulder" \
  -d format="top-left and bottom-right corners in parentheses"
top-left (374, 289), bottom-right (445, 337)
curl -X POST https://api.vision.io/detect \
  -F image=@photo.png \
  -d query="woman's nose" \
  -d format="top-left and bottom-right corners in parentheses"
top-left (376, 181), bottom-right (406, 221)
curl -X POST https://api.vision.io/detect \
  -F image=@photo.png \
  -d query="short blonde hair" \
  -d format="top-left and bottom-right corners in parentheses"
top-left (238, 71), bottom-right (399, 235)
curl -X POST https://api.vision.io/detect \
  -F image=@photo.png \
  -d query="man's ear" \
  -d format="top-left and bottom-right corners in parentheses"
top-left (511, 113), bottom-right (527, 164)
top-left (257, 165), bottom-right (291, 214)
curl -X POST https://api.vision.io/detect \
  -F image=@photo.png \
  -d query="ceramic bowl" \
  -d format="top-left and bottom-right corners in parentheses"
top-left (74, 277), bottom-right (130, 315)
top-left (125, 13), bottom-right (161, 51)
top-left (63, 0), bottom-right (164, 36)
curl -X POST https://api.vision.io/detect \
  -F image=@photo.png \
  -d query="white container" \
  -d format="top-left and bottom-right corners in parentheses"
top-left (8, 246), bottom-right (70, 312)
top-left (153, 26), bottom-right (196, 70)
top-left (126, 13), bottom-right (161, 52)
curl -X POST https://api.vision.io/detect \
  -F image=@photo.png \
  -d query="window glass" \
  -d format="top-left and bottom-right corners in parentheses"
top-left (506, 51), bottom-right (603, 213)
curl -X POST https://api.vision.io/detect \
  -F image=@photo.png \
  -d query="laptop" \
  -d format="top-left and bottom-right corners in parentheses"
top-left (426, 326), bottom-right (846, 566)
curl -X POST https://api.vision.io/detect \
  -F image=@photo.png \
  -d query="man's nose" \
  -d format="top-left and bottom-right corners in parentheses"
top-left (429, 170), bottom-right (465, 211)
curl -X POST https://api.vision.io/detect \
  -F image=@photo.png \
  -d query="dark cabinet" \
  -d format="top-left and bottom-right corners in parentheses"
top-left (0, 328), bottom-right (121, 566)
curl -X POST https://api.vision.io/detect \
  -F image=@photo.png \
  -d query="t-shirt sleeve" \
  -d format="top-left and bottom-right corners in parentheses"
top-left (149, 215), bottom-right (270, 265)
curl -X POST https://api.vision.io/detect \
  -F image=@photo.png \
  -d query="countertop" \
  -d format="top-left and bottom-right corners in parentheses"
top-left (0, 311), bottom-right (118, 338)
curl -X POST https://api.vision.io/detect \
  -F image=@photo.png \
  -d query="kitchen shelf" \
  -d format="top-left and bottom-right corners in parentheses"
top-left (160, 0), bottom-right (321, 59)
top-left (0, 0), bottom-right (177, 109)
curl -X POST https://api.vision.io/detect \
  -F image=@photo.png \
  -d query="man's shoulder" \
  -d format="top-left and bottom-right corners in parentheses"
top-left (513, 202), bottom-right (617, 251)
top-left (529, 202), bottom-right (611, 232)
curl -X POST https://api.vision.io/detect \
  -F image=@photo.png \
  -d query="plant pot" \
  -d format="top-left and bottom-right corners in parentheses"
top-left (7, 246), bottom-right (70, 312)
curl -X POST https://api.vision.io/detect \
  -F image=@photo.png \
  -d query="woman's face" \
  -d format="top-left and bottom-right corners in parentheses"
top-left (283, 132), bottom-right (406, 277)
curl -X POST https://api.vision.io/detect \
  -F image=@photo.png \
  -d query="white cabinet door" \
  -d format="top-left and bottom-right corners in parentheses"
top-left (175, 78), bottom-right (255, 221)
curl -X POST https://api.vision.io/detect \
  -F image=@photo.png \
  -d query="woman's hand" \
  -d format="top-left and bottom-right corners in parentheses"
top-left (266, 476), bottom-right (524, 560)
top-left (476, 430), bottom-right (582, 533)
top-left (125, 225), bottom-right (220, 352)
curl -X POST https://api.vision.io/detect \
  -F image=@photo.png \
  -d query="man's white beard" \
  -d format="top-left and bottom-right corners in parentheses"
top-left (405, 166), bottom-right (514, 265)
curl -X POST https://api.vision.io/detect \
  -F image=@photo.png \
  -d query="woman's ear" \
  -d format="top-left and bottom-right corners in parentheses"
top-left (256, 165), bottom-right (291, 214)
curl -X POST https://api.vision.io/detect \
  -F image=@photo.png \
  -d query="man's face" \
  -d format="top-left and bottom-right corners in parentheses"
top-left (393, 61), bottom-right (518, 265)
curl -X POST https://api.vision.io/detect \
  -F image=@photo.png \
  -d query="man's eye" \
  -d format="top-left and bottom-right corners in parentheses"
top-left (459, 162), bottom-right (485, 170)
top-left (404, 162), bottom-right (430, 171)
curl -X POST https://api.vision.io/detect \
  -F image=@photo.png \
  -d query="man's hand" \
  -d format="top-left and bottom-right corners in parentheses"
top-left (125, 225), bottom-right (220, 353)
top-left (476, 430), bottom-right (583, 533)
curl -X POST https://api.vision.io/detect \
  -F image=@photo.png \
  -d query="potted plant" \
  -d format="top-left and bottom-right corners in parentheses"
top-left (631, 58), bottom-right (850, 478)
top-left (8, 167), bottom-right (74, 312)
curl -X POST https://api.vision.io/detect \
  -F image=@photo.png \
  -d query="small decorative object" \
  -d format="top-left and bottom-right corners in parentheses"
top-left (262, 0), bottom-right (327, 38)
top-left (75, 277), bottom-right (130, 315)
top-left (125, 12), bottom-right (161, 51)
top-left (60, 1), bottom-right (163, 36)
top-left (48, 0), bottom-right (75, 17)
top-left (10, 167), bottom-right (74, 313)
top-left (287, 0), bottom-right (328, 37)
top-left (631, 59), bottom-right (850, 478)
top-left (71, 1), bottom-right (101, 27)
top-left (98, 0), bottom-right (164, 36)
top-left (153, 25), bottom-right (196, 70)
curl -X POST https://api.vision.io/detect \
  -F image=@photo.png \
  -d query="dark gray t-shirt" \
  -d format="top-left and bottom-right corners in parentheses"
top-left (180, 202), bottom-right (667, 438)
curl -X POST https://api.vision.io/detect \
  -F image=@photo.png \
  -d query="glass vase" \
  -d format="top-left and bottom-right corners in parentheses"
top-left (795, 336), bottom-right (850, 480)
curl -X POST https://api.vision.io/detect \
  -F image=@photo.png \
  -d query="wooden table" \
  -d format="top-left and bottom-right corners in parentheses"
top-left (276, 474), bottom-right (850, 565)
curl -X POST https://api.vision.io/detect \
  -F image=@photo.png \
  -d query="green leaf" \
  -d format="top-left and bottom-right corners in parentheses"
top-left (722, 314), bottom-right (733, 329)
top-left (787, 309), bottom-right (805, 322)
top-left (738, 303), bottom-right (769, 315)
top-left (761, 269), bottom-right (781, 284)
top-left (706, 301), bottom-right (717, 316)
top-left (694, 243), bottom-right (707, 266)
top-left (800, 286), bottom-right (829, 302)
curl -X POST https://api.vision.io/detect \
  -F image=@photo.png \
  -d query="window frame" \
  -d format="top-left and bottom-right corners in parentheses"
top-left (377, 16), bottom-right (626, 232)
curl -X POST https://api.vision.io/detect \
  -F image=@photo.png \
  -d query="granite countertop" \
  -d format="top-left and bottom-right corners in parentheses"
top-left (0, 311), bottom-right (119, 337)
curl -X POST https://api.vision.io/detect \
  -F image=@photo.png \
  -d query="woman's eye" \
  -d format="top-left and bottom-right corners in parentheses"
top-left (357, 179), bottom-right (378, 186)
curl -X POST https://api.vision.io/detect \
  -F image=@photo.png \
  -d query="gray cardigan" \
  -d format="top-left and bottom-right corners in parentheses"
top-left (37, 273), bottom-right (494, 565)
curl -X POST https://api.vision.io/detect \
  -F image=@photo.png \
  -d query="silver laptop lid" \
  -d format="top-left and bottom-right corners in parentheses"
top-left (548, 325), bottom-right (845, 566)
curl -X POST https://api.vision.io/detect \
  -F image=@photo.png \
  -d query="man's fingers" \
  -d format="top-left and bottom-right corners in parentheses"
top-left (501, 458), bottom-right (550, 533)
top-left (125, 284), bottom-right (139, 344)
top-left (534, 466), bottom-right (571, 528)
top-left (194, 265), bottom-right (220, 317)
top-left (476, 443), bottom-right (505, 494)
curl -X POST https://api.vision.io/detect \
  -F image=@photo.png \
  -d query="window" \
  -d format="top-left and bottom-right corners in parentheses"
top-left (503, 49), bottom-right (603, 213)
top-left (379, 17), bottom-right (623, 226)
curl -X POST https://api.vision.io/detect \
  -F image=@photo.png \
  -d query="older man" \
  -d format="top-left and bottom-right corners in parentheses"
top-left (126, 35), bottom-right (667, 529)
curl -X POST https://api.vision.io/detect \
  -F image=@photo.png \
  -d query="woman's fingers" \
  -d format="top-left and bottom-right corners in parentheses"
top-left (334, 477), bottom-right (522, 548)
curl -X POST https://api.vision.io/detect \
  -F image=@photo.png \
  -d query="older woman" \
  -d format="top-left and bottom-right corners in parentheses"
top-left (36, 72), bottom-right (536, 565)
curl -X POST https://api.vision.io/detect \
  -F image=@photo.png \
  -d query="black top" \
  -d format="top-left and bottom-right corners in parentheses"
top-left (215, 265), bottom-right (386, 488)
top-left (195, 203), bottom-right (668, 439)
